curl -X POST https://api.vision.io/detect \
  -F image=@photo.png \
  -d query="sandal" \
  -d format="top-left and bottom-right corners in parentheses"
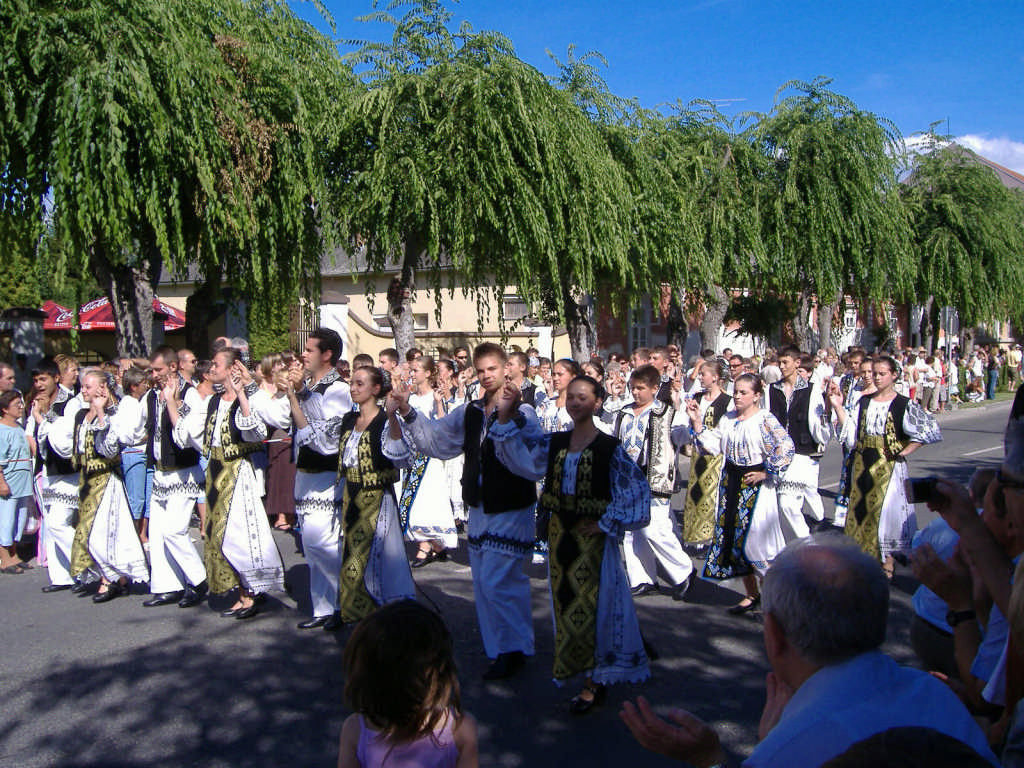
top-left (273, 523), bottom-right (293, 531)
top-left (1, 565), bottom-right (23, 575)
top-left (15, 561), bottom-right (33, 571)
top-left (569, 683), bottom-right (607, 715)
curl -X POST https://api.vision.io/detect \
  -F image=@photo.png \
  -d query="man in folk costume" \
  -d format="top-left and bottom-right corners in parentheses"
top-left (388, 342), bottom-right (539, 680)
top-left (613, 364), bottom-right (694, 599)
top-left (287, 328), bottom-right (353, 630)
top-left (142, 346), bottom-right (208, 608)
top-left (769, 348), bottom-right (832, 540)
top-left (169, 348), bottom-right (284, 619)
top-left (31, 358), bottom-right (80, 592)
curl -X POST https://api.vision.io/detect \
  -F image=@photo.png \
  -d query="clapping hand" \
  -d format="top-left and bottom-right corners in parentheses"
top-left (388, 375), bottom-right (411, 416)
top-left (620, 696), bottom-right (725, 767)
top-left (496, 379), bottom-right (521, 424)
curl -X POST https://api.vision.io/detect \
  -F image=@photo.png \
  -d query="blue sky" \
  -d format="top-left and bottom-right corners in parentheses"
top-left (297, 0), bottom-right (1024, 172)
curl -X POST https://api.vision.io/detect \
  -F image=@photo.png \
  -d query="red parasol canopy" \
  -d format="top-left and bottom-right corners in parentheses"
top-left (42, 297), bottom-right (186, 331)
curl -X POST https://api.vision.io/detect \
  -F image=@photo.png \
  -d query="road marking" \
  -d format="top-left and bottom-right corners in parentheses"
top-left (964, 445), bottom-right (1002, 457)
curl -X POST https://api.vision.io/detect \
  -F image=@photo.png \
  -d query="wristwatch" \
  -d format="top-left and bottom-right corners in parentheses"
top-left (946, 608), bottom-right (976, 628)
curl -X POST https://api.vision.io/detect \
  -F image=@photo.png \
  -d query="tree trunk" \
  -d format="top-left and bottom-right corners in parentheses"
top-left (388, 234), bottom-right (421, 359)
top-left (816, 298), bottom-right (840, 352)
top-left (89, 243), bottom-right (159, 358)
top-left (666, 288), bottom-right (688, 351)
top-left (921, 295), bottom-right (936, 352)
top-left (185, 263), bottom-right (222, 358)
top-left (699, 286), bottom-right (729, 352)
top-left (561, 278), bottom-right (595, 362)
top-left (792, 292), bottom-right (814, 352)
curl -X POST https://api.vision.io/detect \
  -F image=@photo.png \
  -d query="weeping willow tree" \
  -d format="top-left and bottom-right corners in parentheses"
top-left (902, 130), bottom-right (1024, 350)
top-left (0, 0), bottom-right (346, 356)
top-left (332, 1), bottom-right (635, 358)
top-left (751, 77), bottom-right (914, 350)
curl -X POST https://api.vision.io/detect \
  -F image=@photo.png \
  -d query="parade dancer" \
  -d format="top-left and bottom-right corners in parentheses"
top-left (388, 343), bottom-right (538, 680)
top-left (143, 350), bottom-right (208, 608)
top-left (287, 328), bottom-right (353, 630)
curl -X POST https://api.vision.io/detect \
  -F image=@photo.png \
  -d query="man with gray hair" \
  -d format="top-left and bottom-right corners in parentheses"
top-left (620, 535), bottom-right (997, 767)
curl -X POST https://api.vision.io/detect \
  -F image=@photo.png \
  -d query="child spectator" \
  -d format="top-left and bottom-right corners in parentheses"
top-left (337, 600), bottom-right (478, 768)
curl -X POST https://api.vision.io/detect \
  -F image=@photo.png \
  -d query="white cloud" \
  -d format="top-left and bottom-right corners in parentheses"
top-left (953, 134), bottom-right (1024, 175)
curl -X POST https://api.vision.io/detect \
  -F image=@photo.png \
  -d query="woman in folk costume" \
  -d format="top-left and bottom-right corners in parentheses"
top-left (322, 366), bottom-right (416, 629)
top-left (491, 376), bottom-right (651, 714)
top-left (680, 359), bottom-right (733, 552)
top-left (829, 355), bottom-right (941, 578)
top-left (398, 357), bottom-right (458, 568)
top-left (169, 349), bottom-right (284, 619)
top-left (687, 373), bottom-right (794, 615)
top-left (56, 369), bottom-right (147, 602)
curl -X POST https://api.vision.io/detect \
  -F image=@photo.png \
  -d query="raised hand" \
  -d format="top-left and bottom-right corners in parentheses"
top-left (288, 361), bottom-right (305, 392)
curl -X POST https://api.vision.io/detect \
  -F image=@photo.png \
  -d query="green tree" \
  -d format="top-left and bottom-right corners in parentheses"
top-left (333, 1), bottom-right (635, 359)
top-left (0, 0), bottom-right (346, 356)
top-left (751, 78), bottom-right (913, 350)
top-left (901, 131), bottom-right (1024, 349)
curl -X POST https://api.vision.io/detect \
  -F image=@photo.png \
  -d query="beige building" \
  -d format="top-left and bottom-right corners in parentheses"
top-left (159, 249), bottom-right (572, 361)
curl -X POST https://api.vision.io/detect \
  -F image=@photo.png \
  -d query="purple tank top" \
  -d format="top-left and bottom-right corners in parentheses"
top-left (356, 714), bottom-right (459, 768)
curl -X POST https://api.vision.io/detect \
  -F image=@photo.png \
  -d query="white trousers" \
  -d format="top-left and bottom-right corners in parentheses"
top-left (43, 501), bottom-right (76, 586)
top-left (623, 498), bottom-right (693, 588)
top-left (150, 470), bottom-right (206, 593)
top-left (295, 471), bottom-right (342, 618)
top-left (468, 546), bottom-right (534, 658)
top-left (777, 454), bottom-right (825, 541)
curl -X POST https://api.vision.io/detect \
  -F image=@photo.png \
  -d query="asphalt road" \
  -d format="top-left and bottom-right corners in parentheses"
top-left (0, 398), bottom-right (1012, 768)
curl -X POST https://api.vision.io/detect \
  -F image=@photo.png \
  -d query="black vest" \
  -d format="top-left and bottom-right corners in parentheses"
top-left (146, 385), bottom-right (201, 471)
top-left (337, 410), bottom-right (398, 487)
top-left (769, 384), bottom-right (819, 456)
top-left (296, 378), bottom-right (342, 473)
top-left (461, 402), bottom-right (538, 513)
top-left (43, 394), bottom-right (76, 476)
top-left (541, 430), bottom-right (616, 507)
top-left (855, 393), bottom-right (911, 455)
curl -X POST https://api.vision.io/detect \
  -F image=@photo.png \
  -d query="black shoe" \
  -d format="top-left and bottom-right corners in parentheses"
top-left (630, 583), bottom-right (659, 597)
top-left (323, 613), bottom-right (346, 632)
top-left (297, 616), bottom-right (330, 629)
top-left (569, 683), bottom-right (607, 715)
top-left (220, 606), bottom-right (243, 618)
top-left (234, 603), bottom-right (259, 620)
top-left (178, 581), bottom-right (208, 608)
top-left (411, 551), bottom-right (437, 568)
top-left (41, 584), bottom-right (72, 593)
top-left (482, 651), bottom-right (526, 681)
top-left (670, 575), bottom-right (696, 602)
top-left (92, 582), bottom-right (125, 604)
top-left (143, 591), bottom-right (184, 607)
top-left (70, 581), bottom-right (88, 595)
top-left (727, 595), bottom-right (761, 615)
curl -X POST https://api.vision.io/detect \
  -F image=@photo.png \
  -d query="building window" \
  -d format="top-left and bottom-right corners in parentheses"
top-left (373, 314), bottom-right (428, 332)
top-left (844, 307), bottom-right (858, 330)
top-left (628, 303), bottom-right (650, 350)
top-left (502, 294), bottom-right (530, 322)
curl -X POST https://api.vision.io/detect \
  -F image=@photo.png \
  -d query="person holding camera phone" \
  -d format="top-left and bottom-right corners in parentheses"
top-left (829, 355), bottom-right (941, 577)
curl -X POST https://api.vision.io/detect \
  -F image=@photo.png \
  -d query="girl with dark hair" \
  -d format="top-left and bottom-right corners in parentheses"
top-left (681, 359), bottom-right (732, 552)
top-left (338, 600), bottom-right (478, 767)
top-left (829, 356), bottom-right (941, 576)
top-left (0, 389), bottom-right (32, 572)
top-left (688, 372), bottom-right (794, 614)
top-left (492, 375), bottom-right (651, 713)
top-left (323, 366), bottom-right (415, 628)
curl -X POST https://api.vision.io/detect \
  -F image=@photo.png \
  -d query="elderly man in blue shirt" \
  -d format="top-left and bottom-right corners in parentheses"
top-left (620, 534), bottom-right (998, 767)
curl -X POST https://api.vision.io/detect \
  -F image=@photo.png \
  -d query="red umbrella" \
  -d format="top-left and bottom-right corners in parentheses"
top-left (42, 297), bottom-right (186, 331)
